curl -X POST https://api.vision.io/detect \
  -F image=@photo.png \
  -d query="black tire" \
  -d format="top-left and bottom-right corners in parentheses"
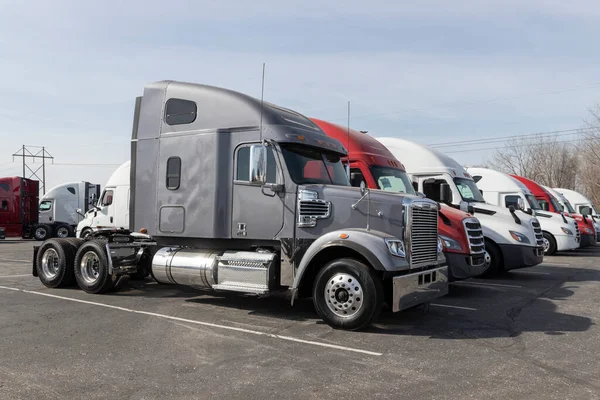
top-left (35, 238), bottom-right (78, 288)
top-left (480, 240), bottom-right (503, 278)
top-left (34, 224), bottom-right (53, 241)
top-left (312, 258), bottom-right (383, 331)
top-left (80, 228), bottom-right (93, 239)
top-left (543, 232), bottom-right (557, 255)
top-left (55, 225), bottom-right (74, 238)
top-left (73, 240), bottom-right (114, 294)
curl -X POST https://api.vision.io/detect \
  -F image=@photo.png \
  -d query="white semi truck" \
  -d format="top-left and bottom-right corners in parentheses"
top-left (545, 186), bottom-right (600, 242)
top-left (376, 138), bottom-right (544, 276)
top-left (76, 162), bottom-right (130, 238)
top-left (35, 181), bottom-right (101, 240)
top-left (553, 187), bottom-right (600, 241)
top-left (466, 168), bottom-right (580, 255)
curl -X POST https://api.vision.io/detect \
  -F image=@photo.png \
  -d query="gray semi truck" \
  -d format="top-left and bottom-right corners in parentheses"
top-left (32, 81), bottom-right (448, 330)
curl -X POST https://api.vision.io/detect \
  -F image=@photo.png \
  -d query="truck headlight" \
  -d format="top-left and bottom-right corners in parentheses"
top-left (439, 235), bottom-right (462, 251)
top-left (561, 227), bottom-right (574, 235)
top-left (437, 237), bottom-right (444, 253)
top-left (385, 238), bottom-right (405, 258)
top-left (509, 231), bottom-right (531, 244)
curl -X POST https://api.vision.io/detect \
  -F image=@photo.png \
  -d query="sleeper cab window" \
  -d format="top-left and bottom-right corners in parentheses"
top-left (235, 145), bottom-right (277, 184)
top-left (165, 98), bottom-right (197, 126)
top-left (166, 157), bottom-right (181, 190)
top-left (505, 195), bottom-right (520, 208)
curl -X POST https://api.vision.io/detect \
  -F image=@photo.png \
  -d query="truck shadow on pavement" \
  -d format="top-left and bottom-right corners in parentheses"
top-left (106, 264), bottom-right (598, 339)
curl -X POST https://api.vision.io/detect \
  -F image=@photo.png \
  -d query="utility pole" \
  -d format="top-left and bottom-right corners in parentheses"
top-left (12, 145), bottom-right (54, 195)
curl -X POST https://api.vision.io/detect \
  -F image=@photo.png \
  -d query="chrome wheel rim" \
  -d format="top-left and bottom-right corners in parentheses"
top-left (56, 227), bottom-right (69, 238)
top-left (543, 238), bottom-right (550, 252)
top-left (324, 272), bottom-right (363, 318)
top-left (41, 249), bottom-right (60, 279)
top-left (35, 227), bottom-right (46, 239)
top-left (80, 251), bottom-right (101, 285)
top-left (484, 250), bottom-right (491, 269)
top-left (82, 230), bottom-right (91, 238)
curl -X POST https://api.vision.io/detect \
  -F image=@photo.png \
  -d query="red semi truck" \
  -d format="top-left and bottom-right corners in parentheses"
top-left (0, 177), bottom-right (39, 239)
top-left (510, 175), bottom-right (595, 248)
top-left (312, 118), bottom-right (486, 280)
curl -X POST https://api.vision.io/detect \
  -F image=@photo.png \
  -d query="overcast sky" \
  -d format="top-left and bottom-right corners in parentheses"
top-left (1, 0), bottom-right (599, 191)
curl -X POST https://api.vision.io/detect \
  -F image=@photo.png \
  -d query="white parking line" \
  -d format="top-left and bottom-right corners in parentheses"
top-left (0, 286), bottom-right (382, 357)
top-left (513, 271), bottom-right (551, 275)
top-left (1, 259), bottom-right (30, 263)
top-left (540, 263), bottom-right (570, 267)
top-left (0, 274), bottom-right (32, 278)
top-left (431, 303), bottom-right (477, 311)
top-left (453, 281), bottom-right (523, 289)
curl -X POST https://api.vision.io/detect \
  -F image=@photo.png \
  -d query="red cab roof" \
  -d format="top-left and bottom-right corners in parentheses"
top-left (311, 118), bottom-right (405, 170)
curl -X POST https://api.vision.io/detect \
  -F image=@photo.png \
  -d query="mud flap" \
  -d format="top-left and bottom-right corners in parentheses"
top-left (32, 246), bottom-right (39, 277)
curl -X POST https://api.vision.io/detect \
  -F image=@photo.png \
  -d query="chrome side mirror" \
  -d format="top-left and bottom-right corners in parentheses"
top-left (249, 144), bottom-right (267, 185)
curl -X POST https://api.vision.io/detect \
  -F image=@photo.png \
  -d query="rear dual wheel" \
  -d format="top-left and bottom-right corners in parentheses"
top-left (74, 241), bottom-right (114, 294)
top-left (36, 239), bottom-right (80, 287)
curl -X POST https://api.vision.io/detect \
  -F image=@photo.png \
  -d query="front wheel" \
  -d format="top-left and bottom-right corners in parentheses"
top-left (543, 232), bottom-right (557, 255)
top-left (74, 240), bottom-right (114, 294)
top-left (312, 258), bottom-right (383, 331)
top-left (480, 240), bottom-right (503, 278)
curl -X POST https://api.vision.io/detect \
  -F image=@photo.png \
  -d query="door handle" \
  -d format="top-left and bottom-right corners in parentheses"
top-left (110, 217), bottom-right (113, 223)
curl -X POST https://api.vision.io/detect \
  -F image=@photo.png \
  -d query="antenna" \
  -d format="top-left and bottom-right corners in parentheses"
top-left (346, 101), bottom-right (351, 180)
top-left (347, 101), bottom-right (351, 152)
top-left (259, 62), bottom-right (266, 144)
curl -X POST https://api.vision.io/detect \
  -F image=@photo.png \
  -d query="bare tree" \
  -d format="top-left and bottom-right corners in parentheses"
top-left (576, 106), bottom-right (600, 206)
top-left (488, 134), bottom-right (578, 187)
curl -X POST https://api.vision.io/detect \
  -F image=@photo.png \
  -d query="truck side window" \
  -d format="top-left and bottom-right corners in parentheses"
top-left (349, 168), bottom-right (366, 188)
top-left (1, 200), bottom-right (8, 211)
top-left (505, 195), bottom-right (520, 208)
top-left (236, 146), bottom-right (277, 184)
top-left (101, 190), bottom-right (114, 206)
top-left (165, 98), bottom-right (197, 126)
top-left (166, 157), bottom-right (182, 190)
top-left (423, 179), bottom-right (446, 202)
top-left (39, 201), bottom-right (52, 211)
top-left (0, 183), bottom-right (9, 191)
top-left (67, 187), bottom-right (76, 195)
top-left (538, 199), bottom-right (549, 211)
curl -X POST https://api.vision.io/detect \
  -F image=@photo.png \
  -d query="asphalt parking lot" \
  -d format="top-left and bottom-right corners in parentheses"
top-left (1, 240), bottom-right (600, 399)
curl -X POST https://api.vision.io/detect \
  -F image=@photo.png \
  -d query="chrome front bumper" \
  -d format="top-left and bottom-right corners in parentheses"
top-left (392, 266), bottom-right (449, 312)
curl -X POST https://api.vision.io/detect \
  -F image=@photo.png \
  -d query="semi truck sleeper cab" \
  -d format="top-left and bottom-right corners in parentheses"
top-left (32, 81), bottom-right (448, 331)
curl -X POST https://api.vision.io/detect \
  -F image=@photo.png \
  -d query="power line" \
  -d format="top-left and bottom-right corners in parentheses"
top-left (50, 163), bottom-right (122, 167)
top-left (444, 138), bottom-right (582, 154)
top-left (325, 81), bottom-right (600, 122)
top-left (427, 127), bottom-right (594, 148)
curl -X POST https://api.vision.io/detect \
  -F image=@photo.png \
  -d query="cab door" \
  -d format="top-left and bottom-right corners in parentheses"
top-left (231, 144), bottom-right (285, 239)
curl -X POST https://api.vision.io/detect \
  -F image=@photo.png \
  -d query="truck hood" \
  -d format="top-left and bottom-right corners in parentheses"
top-left (534, 210), bottom-right (578, 233)
top-left (463, 201), bottom-right (540, 246)
top-left (298, 185), bottom-right (437, 241)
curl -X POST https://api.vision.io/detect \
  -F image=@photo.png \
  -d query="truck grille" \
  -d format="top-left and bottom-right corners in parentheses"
top-left (297, 190), bottom-right (331, 228)
top-left (407, 202), bottom-right (438, 268)
top-left (298, 200), bottom-right (330, 217)
top-left (463, 218), bottom-right (485, 254)
top-left (574, 221), bottom-right (580, 241)
top-left (531, 219), bottom-right (544, 246)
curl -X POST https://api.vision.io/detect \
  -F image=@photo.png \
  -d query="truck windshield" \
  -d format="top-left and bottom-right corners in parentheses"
top-left (549, 197), bottom-right (563, 213)
top-left (281, 144), bottom-right (350, 186)
top-left (370, 166), bottom-right (415, 195)
top-left (562, 199), bottom-right (575, 213)
top-left (526, 194), bottom-right (542, 210)
top-left (453, 178), bottom-right (485, 202)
